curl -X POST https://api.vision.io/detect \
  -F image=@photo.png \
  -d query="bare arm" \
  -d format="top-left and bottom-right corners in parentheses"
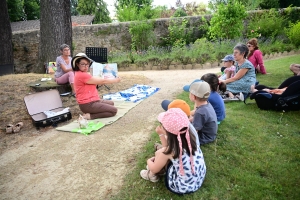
top-left (155, 125), bottom-right (167, 147)
top-left (86, 76), bottom-right (121, 85)
top-left (222, 68), bottom-right (249, 84)
top-left (147, 149), bottom-right (170, 174)
top-left (60, 62), bottom-right (72, 73)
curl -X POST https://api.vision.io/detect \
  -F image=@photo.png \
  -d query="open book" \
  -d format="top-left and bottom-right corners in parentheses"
top-left (90, 63), bottom-right (118, 79)
top-left (48, 62), bottom-right (57, 74)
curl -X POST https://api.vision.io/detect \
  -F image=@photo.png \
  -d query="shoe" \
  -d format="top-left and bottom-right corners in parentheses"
top-left (13, 122), bottom-right (24, 133)
top-left (140, 170), bottom-right (159, 182)
top-left (6, 124), bottom-right (14, 134)
top-left (237, 92), bottom-right (244, 101)
top-left (223, 97), bottom-right (239, 102)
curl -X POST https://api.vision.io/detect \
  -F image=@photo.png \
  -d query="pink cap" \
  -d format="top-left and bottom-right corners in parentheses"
top-left (158, 108), bottom-right (195, 176)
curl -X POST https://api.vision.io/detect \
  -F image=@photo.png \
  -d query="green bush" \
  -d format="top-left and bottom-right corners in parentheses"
top-left (162, 18), bottom-right (192, 47)
top-left (246, 9), bottom-right (286, 39)
top-left (129, 20), bottom-right (156, 51)
top-left (286, 21), bottom-right (300, 47)
top-left (209, 1), bottom-right (247, 40)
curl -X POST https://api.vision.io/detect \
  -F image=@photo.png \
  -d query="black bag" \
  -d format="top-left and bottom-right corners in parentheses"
top-left (24, 89), bottom-right (72, 129)
top-left (250, 76), bottom-right (300, 111)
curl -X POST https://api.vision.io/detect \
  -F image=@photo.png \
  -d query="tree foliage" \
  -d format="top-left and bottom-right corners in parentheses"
top-left (7, 0), bottom-right (25, 21)
top-left (209, 0), bottom-right (247, 39)
top-left (77, 0), bottom-right (111, 23)
top-left (116, 4), bottom-right (161, 22)
top-left (115, 0), bottom-right (153, 10)
top-left (70, 0), bottom-right (79, 16)
top-left (24, 0), bottom-right (40, 20)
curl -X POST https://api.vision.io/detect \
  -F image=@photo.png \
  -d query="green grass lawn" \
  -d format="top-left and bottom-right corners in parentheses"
top-left (112, 55), bottom-right (300, 200)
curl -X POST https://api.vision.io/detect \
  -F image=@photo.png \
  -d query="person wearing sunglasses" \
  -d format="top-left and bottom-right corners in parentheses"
top-left (247, 38), bottom-right (267, 74)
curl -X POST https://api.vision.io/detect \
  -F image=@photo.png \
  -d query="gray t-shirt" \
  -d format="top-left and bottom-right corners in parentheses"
top-left (192, 103), bottom-right (218, 144)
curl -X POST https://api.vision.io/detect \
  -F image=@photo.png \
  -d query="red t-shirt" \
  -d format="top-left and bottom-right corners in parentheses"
top-left (74, 71), bottom-right (100, 104)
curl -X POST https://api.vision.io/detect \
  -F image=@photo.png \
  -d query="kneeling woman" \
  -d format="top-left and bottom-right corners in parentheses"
top-left (71, 53), bottom-right (121, 119)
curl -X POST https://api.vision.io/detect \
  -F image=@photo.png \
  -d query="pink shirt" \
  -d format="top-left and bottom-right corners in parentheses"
top-left (74, 71), bottom-right (100, 104)
top-left (248, 50), bottom-right (266, 74)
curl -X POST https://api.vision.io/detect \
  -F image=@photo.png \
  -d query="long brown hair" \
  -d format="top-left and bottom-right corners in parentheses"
top-left (163, 127), bottom-right (197, 158)
top-left (247, 38), bottom-right (259, 58)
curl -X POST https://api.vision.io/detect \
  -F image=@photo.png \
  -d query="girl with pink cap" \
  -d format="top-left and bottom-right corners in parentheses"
top-left (140, 108), bottom-right (206, 195)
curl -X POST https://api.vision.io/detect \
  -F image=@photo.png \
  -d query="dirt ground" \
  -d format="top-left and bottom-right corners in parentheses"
top-left (0, 68), bottom-right (220, 199)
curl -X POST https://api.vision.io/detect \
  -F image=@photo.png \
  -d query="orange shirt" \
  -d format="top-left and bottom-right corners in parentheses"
top-left (74, 71), bottom-right (100, 104)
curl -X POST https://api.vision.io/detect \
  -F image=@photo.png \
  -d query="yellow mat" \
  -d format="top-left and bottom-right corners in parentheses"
top-left (56, 100), bottom-right (141, 134)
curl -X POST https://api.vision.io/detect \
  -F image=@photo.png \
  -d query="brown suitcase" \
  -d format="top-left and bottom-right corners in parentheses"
top-left (24, 89), bottom-right (72, 129)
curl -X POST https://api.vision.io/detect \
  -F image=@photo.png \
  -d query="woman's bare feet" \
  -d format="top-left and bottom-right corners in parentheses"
top-left (83, 113), bottom-right (91, 120)
top-left (251, 85), bottom-right (257, 93)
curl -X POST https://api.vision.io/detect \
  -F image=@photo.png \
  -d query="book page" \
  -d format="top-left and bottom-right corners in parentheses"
top-left (91, 62), bottom-right (103, 77)
top-left (102, 63), bottom-right (118, 79)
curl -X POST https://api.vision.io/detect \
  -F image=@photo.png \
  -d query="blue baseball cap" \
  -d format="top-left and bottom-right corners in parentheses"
top-left (221, 54), bottom-right (234, 62)
top-left (183, 79), bottom-right (203, 92)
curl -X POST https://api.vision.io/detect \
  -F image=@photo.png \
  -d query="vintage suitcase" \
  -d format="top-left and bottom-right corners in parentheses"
top-left (24, 89), bottom-right (72, 128)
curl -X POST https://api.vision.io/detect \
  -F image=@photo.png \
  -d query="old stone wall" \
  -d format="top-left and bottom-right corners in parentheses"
top-left (11, 8), bottom-right (300, 73)
top-left (12, 15), bottom-right (210, 73)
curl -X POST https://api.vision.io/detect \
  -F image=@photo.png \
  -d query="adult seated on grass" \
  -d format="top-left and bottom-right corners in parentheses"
top-left (290, 64), bottom-right (300, 76)
top-left (71, 53), bottom-right (121, 120)
top-left (220, 43), bottom-right (256, 100)
top-left (54, 44), bottom-right (75, 95)
top-left (247, 38), bottom-right (267, 75)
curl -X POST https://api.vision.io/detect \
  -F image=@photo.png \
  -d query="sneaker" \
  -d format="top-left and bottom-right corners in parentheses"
top-left (238, 92), bottom-right (244, 101)
top-left (223, 97), bottom-right (239, 102)
top-left (140, 169), bottom-right (159, 182)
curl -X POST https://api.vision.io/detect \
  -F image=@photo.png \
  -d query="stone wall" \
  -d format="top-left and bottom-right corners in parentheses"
top-left (11, 8), bottom-right (300, 73)
top-left (12, 15), bottom-right (210, 73)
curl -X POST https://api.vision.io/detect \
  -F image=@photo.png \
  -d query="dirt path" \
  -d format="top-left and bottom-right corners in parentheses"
top-left (0, 68), bottom-right (220, 199)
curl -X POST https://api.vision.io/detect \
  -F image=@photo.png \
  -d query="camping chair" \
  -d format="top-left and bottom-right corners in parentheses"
top-left (85, 47), bottom-right (110, 90)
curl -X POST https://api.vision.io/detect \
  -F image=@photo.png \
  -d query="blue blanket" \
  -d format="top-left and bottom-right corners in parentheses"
top-left (103, 84), bottom-right (160, 102)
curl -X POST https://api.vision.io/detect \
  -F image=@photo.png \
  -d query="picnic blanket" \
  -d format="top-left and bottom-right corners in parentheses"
top-left (56, 84), bottom-right (160, 135)
top-left (103, 84), bottom-right (160, 102)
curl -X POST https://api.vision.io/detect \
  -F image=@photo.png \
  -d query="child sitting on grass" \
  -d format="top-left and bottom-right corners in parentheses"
top-left (188, 81), bottom-right (218, 144)
top-left (140, 108), bottom-right (206, 195)
top-left (183, 73), bottom-right (226, 124)
top-left (219, 55), bottom-right (236, 80)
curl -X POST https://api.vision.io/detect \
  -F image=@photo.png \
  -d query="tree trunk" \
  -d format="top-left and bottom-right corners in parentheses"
top-left (37, 0), bottom-right (72, 73)
top-left (0, 0), bottom-right (14, 75)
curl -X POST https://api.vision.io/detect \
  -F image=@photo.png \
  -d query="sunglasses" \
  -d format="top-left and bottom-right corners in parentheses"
top-left (247, 44), bottom-right (253, 47)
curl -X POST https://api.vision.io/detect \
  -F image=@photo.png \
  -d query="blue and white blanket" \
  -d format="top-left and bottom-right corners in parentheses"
top-left (103, 84), bottom-right (160, 102)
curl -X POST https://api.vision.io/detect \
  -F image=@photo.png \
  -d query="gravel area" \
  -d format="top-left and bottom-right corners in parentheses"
top-left (0, 68), bottom-right (220, 199)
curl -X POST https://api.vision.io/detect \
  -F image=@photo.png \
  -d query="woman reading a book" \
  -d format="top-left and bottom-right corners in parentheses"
top-left (55, 44), bottom-right (75, 95)
top-left (71, 53), bottom-right (121, 119)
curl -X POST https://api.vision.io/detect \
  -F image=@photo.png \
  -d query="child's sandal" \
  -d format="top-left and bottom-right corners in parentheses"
top-left (13, 122), bottom-right (24, 133)
top-left (6, 124), bottom-right (14, 134)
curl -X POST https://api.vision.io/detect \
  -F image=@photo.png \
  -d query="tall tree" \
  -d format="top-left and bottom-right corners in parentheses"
top-left (38, 0), bottom-right (72, 73)
top-left (0, 0), bottom-right (14, 75)
top-left (77, 0), bottom-right (111, 23)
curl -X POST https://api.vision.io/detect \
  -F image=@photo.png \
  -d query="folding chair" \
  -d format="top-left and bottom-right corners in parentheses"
top-left (85, 47), bottom-right (110, 90)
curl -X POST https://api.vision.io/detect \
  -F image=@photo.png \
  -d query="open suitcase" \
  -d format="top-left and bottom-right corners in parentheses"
top-left (24, 89), bottom-right (72, 129)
